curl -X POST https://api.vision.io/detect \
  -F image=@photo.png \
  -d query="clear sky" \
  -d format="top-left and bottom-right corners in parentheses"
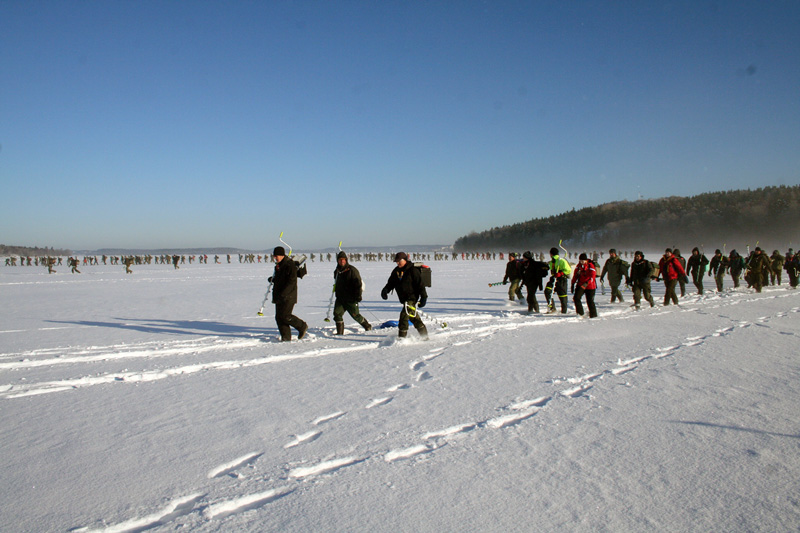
top-left (2, 1), bottom-right (799, 251)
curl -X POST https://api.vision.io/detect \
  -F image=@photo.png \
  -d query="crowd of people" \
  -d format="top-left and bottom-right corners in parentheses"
top-left (5, 244), bottom-right (798, 340)
top-left (501, 246), bottom-right (799, 320)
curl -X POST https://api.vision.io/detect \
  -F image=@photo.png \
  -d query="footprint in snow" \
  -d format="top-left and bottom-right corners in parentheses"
top-left (410, 360), bottom-right (425, 371)
top-left (284, 430), bottom-right (322, 449)
top-left (313, 411), bottom-right (346, 425)
top-left (207, 452), bottom-right (263, 479)
top-left (366, 397), bottom-right (393, 409)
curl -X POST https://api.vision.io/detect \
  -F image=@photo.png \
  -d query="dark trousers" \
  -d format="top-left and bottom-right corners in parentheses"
top-left (573, 288), bottom-right (597, 317)
top-left (664, 279), bottom-right (679, 306)
top-left (275, 301), bottom-right (307, 341)
top-left (632, 282), bottom-right (655, 307)
top-left (400, 300), bottom-right (427, 338)
top-left (545, 277), bottom-right (569, 313)
top-left (524, 285), bottom-right (540, 313)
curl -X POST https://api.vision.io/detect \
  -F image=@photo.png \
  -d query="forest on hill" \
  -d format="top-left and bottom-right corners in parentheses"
top-left (453, 185), bottom-right (800, 253)
top-left (1, 245), bottom-right (72, 257)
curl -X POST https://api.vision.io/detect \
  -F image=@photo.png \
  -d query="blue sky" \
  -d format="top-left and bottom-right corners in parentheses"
top-left (1, 1), bottom-right (798, 251)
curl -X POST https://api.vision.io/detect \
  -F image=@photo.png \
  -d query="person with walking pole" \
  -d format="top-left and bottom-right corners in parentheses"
top-left (332, 251), bottom-right (371, 335)
top-left (270, 246), bottom-right (308, 342)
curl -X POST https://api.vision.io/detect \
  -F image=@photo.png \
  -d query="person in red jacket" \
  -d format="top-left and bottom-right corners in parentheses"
top-left (658, 248), bottom-right (687, 306)
top-left (571, 253), bottom-right (598, 318)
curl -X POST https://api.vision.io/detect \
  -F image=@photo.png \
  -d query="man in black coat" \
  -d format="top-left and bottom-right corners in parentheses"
top-left (333, 251), bottom-right (371, 335)
top-left (381, 252), bottom-right (428, 339)
top-left (520, 251), bottom-right (548, 313)
top-left (270, 246), bottom-right (308, 341)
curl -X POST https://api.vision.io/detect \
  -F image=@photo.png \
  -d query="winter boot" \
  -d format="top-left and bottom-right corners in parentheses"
top-left (335, 321), bottom-right (345, 335)
top-left (398, 329), bottom-right (408, 338)
top-left (416, 324), bottom-right (429, 340)
top-left (360, 319), bottom-right (372, 331)
top-left (297, 321), bottom-right (308, 340)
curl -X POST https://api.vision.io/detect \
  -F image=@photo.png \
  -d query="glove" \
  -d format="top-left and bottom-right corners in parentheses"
top-left (381, 288), bottom-right (389, 300)
top-left (418, 296), bottom-right (427, 308)
top-left (268, 276), bottom-right (273, 283)
top-left (502, 280), bottom-right (508, 285)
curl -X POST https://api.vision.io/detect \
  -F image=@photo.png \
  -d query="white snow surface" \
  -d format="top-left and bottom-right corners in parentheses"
top-left (2, 258), bottom-right (800, 532)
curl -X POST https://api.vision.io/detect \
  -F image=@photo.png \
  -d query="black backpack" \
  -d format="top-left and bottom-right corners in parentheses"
top-left (416, 264), bottom-right (432, 287)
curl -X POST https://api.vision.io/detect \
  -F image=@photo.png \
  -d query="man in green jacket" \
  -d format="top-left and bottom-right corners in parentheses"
top-left (545, 247), bottom-right (572, 314)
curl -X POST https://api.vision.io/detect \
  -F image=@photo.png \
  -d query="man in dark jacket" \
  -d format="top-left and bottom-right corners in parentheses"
top-left (270, 246), bottom-right (308, 341)
top-left (599, 248), bottom-right (629, 303)
top-left (520, 251), bottom-right (548, 313)
top-left (785, 249), bottom-right (798, 288)
top-left (686, 247), bottom-right (710, 295)
top-left (729, 250), bottom-right (744, 288)
top-left (381, 252), bottom-right (428, 339)
top-left (502, 253), bottom-right (524, 302)
top-left (745, 247), bottom-right (771, 293)
top-left (708, 249), bottom-right (728, 292)
top-left (629, 251), bottom-right (656, 309)
top-left (333, 251), bottom-right (371, 335)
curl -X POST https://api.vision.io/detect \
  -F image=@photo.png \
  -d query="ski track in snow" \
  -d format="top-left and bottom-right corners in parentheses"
top-left (26, 290), bottom-right (800, 530)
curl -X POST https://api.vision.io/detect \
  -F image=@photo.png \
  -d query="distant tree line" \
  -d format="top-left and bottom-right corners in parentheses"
top-left (454, 185), bottom-right (800, 252)
top-left (1, 245), bottom-right (72, 256)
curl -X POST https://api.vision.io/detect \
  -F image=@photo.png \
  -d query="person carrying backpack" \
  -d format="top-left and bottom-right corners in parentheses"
top-left (520, 251), bottom-right (549, 313)
top-left (686, 247), bottom-right (710, 295)
top-left (381, 252), bottom-right (428, 339)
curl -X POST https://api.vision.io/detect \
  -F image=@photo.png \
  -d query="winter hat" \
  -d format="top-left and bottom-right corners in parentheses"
top-left (715, 249), bottom-right (721, 254)
top-left (337, 251), bottom-right (347, 261)
top-left (665, 248), bottom-right (673, 254)
top-left (755, 247), bottom-right (762, 252)
top-left (635, 250), bottom-right (644, 257)
top-left (393, 252), bottom-right (408, 262)
top-left (692, 247), bottom-right (700, 254)
top-left (609, 248), bottom-right (617, 254)
top-left (550, 247), bottom-right (559, 256)
top-left (273, 246), bottom-right (286, 256)
top-left (579, 253), bottom-right (588, 260)
top-left (523, 251), bottom-right (532, 259)
top-left (509, 252), bottom-right (516, 258)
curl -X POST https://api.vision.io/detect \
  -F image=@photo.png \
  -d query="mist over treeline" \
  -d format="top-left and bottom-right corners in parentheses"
top-left (454, 185), bottom-right (800, 253)
top-left (1, 245), bottom-right (72, 257)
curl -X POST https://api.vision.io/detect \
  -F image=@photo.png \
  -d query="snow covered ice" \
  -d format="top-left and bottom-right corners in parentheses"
top-left (1, 258), bottom-right (800, 532)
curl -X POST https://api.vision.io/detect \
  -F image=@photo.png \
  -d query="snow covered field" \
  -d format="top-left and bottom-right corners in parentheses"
top-left (2, 257), bottom-right (799, 532)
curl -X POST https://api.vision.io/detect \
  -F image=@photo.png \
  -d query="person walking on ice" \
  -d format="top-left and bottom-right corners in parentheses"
top-left (545, 247), bottom-right (571, 314)
top-left (332, 251), bottom-right (371, 335)
top-left (270, 246), bottom-right (308, 342)
top-left (381, 252), bottom-right (428, 339)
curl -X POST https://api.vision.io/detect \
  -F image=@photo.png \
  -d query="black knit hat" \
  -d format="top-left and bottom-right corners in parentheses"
top-left (550, 247), bottom-right (559, 256)
top-left (337, 251), bottom-right (347, 260)
top-left (273, 246), bottom-right (286, 256)
top-left (394, 252), bottom-right (408, 262)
